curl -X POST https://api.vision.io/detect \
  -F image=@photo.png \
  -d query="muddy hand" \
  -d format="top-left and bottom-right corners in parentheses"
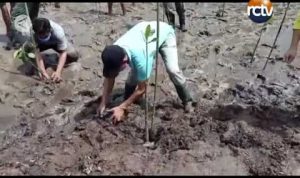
top-left (39, 72), bottom-right (50, 81)
top-left (107, 106), bottom-right (126, 125)
top-left (284, 48), bottom-right (297, 64)
top-left (51, 71), bottom-right (62, 82)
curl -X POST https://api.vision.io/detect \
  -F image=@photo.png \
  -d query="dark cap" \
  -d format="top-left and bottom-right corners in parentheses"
top-left (101, 45), bottom-right (126, 78)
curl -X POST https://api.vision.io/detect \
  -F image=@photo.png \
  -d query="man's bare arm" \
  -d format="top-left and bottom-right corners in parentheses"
top-left (119, 81), bottom-right (146, 110)
top-left (98, 77), bottom-right (115, 115)
top-left (35, 50), bottom-right (47, 74)
top-left (290, 29), bottom-right (300, 50)
top-left (56, 51), bottom-right (67, 74)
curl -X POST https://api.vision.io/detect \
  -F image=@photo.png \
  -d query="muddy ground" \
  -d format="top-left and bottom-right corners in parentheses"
top-left (0, 3), bottom-right (299, 175)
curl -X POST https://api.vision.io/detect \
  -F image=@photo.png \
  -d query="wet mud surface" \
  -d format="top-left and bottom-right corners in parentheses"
top-left (0, 3), bottom-right (299, 175)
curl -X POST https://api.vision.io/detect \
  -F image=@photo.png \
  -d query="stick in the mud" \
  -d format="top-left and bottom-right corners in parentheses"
top-left (221, 3), bottom-right (225, 17)
top-left (262, 2), bottom-right (290, 71)
top-left (144, 26), bottom-right (150, 143)
top-left (151, 3), bottom-right (160, 132)
top-left (24, 3), bottom-right (46, 79)
top-left (162, 5), bottom-right (165, 22)
top-left (250, 25), bottom-right (266, 63)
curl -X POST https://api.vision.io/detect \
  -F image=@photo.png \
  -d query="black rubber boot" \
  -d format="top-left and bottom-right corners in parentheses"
top-left (180, 24), bottom-right (187, 32)
top-left (174, 83), bottom-right (195, 113)
top-left (178, 12), bottom-right (187, 32)
top-left (175, 2), bottom-right (187, 32)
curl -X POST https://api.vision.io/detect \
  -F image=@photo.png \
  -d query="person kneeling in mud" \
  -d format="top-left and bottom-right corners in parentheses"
top-left (284, 12), bottom-right (300, 63)
top-left (97, 21), bottom-right (196, 124)
top-left (32, 17), bottom-right (79, 82)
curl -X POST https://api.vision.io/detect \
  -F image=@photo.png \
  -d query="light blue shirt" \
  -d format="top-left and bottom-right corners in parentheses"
top-left (114, 21), bottom-right (174, 82)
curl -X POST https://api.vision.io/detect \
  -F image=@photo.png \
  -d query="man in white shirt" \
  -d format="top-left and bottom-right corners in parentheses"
top-left (32, 17), bottom-right (79, 82)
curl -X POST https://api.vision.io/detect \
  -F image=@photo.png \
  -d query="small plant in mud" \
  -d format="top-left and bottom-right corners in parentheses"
top-left (13, 41), bottom-right (36, 62)
top-left (144, 24), bottom-right (157, 145)
top-left (13, 41), bottom-right (49, 80)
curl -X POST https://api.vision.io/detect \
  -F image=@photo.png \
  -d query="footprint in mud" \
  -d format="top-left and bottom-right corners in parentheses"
top-left (158, 109), bottom-right (178, 121)
top-left (77, 90), bottom-right (97, 97)
top-left (153, 126), bottom-right (196, 153)
top-left (198, 30), bottom-right (211, 37)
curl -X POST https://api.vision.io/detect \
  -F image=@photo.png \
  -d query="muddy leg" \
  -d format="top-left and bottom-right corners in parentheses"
top-left (175, 2), bottom-right (187, 32)
top-left (54, 2), bottom-right (60, 8)
top-left (107, 3), bottom-right (113, 15)
top-left (159, 33), bottom-right (194, 112)
top-left (163, 3), bottom-right (176, 29)
top-left (120, 3), bottom-right (126, 16)
top-left (29, 3), bottom-right (40, 22)
top-left (65, 43), bottom-right (80, 64)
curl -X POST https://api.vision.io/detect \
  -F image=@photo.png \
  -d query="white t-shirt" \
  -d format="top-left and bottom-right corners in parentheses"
top-left (36, 20), bottom-right (68, 51)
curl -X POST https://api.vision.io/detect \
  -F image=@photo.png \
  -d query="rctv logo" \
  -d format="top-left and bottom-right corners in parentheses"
top-left (247, 0), bottom-right (273, 23)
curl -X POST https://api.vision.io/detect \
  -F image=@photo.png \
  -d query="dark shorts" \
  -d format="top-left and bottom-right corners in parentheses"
top-left (38, 43), bottom-right (80, 66)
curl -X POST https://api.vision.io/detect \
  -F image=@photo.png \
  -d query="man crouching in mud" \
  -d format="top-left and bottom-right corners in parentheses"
top-left (32, 18), bottom-right (79, 82)
top-left (97, 21), bottom-right (195, 124)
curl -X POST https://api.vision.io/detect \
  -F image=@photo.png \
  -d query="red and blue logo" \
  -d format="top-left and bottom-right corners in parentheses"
top-left (247, 0), bottom-right (273, 23)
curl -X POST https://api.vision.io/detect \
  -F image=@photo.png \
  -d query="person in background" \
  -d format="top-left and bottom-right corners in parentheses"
top-left (284, 12), bottom-right (300, 63)
top-left (0, 3), bottom-right (12, 37)
top-left (54, 2), bottom-right (60, 8)
top-left (32, 17), bottom-right (79, 82)
top-left (163, 2), bottom-right (187, 32)
top-left (107, 3), bottom-right (126, 16)
top-left (0, 2), bottom-right (40, 49)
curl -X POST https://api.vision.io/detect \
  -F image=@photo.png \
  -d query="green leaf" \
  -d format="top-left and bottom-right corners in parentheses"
top-left (13, 49), bottom-right (21, 59)
top-left (145, 25), bottom-right (152, 41)
top-left (148, 38), bottom-right (157, 44)
top-left (27, 53), bottom-right (35, 59)
top-left (150, 29), bottom-right (155, 36)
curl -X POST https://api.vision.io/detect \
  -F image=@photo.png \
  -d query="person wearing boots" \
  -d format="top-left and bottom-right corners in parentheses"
top-left (163, 2), bottom-right (187, 32)
top-left (97, 21), bottom-right (195, 124)
top-left (1, 2), bottom-right (40, 49)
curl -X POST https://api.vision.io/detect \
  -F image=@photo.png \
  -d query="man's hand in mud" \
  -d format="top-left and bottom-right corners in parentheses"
top-left (284, 48), bottom-right (297, 64)
top-left (108, 106), bottom-right (126, 125)
top-left (51, 71), bottom-right (62, 82)
top-left (39, 72), bottom-right (50, 81)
